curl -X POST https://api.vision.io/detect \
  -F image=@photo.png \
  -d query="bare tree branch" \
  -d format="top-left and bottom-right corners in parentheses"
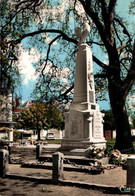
top-left (41, 35), bottom-right (62, 75)
top-left (93, 55), bottom-right (109, 70)
top-left (87, 41), bottom-right (104, 46)
top-left (60, 85), bottom-right (74, 98)
top-left (11, 29), bottom-right (77, 45)
top-left (94, 73), bottom-right (107, 78)
top-left (114, 17), bottom-right (132, 42)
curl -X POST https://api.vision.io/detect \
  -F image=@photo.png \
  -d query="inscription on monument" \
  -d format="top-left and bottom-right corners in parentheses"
top-left (89, 91), bottom-right (94, 103)
top-left (93, 112), bottom-right (102, 139)
top-left (70, 111), bottom-right (82, 138)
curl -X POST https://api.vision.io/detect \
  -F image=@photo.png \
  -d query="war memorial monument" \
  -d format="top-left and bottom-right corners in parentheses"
top-left (61, 19), bottom-right (106, 150)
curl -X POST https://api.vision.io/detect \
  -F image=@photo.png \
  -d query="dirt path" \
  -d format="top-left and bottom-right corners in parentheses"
top-left (8, 164), bottom-right (126, 187)
top-left (0, 146), bottom-right (131, 196)
top-left (0, 164), bottom-right (130, 196)
top-left (0, 178), bottom-right (130, 196)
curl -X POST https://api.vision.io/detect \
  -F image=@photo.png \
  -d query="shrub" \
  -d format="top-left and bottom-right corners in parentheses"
top-left (13, 129), bottom-right (21, 142)
top-left (1, 136), bottom-right (8, 140)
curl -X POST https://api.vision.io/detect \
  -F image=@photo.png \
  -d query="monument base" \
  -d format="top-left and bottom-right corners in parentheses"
top-left (61, 106), bottom-right (106, 154)
top-left (60, 139), bottom-right (106, 156)
top-left (61, 138), bottom-right (106, 150)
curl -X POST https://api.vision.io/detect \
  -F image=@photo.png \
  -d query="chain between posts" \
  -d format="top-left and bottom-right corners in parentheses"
top-left (64, 158), bottom-right (104, 173)
top-left (9, 155), bottom-right (26, 164)
top-left (9, 155), bottom-right (119, 172)
top-left (121, 147), bottom-right (135, 153)
top-left (64, 158), bottom-right (119, 172)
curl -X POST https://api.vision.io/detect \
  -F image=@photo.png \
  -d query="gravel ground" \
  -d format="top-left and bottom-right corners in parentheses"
top-left (0, 163), bottom-right (130, 196)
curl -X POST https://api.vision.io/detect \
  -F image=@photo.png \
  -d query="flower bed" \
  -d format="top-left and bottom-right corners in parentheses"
top-left (85, 146), bottom-right (126, 165)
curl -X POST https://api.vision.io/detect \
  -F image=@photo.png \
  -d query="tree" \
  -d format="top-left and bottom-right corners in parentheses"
top-left (102, 110), bottom-right (115, 131)
top-left (77, 0), bottom-right (134, 151)
top-left (0, 0), bottom-right (44, 94)
top-left (132, 115), bottom-right (135, 128)
top-left (16, 102), bottom-right (64, 140)
top-left (2, 0), bottom-right (135, 151)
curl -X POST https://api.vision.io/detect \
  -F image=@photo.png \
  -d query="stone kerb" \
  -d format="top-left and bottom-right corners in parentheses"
top-left (36, 144), bottom-right (43, 159)
top-left (52, 152), bottom-right (64, 182)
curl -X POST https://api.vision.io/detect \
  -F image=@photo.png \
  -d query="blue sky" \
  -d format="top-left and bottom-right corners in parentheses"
top-left (17, 0), bottom-right (135, 111)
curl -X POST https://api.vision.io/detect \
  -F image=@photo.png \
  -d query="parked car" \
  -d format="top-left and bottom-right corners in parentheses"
top-left (45, 133), bottom-right (55, 140)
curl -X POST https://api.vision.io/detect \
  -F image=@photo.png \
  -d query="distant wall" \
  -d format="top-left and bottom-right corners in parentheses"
top-left (104, 130), bottom-right (116, 139)
top-left (48, 129), bottom-right (64, 139)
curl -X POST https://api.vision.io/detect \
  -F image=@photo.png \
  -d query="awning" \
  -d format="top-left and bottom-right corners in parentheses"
top-left (17, 129), bottom-right (33, 134)
top-left (0, 127), bottom-right (11, 132)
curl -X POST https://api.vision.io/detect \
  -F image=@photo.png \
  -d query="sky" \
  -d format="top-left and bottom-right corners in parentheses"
top-left (17, 0), bottom-right (135, 111)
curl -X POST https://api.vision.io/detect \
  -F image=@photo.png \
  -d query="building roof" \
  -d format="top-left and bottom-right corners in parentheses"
top-left (12, 108), bottom-right (22, 113)
top-left (22, 100), bottom-right (35, 108)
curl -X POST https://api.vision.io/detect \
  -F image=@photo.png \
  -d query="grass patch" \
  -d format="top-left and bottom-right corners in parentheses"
top-left (106, 139), bottom-right (115, 147)
top-left (106, 138), bottom-right (135, 148)
top-left (46, 138), bottom-right (135, 147)
top-left (47, 139), bottom-right (61, 144)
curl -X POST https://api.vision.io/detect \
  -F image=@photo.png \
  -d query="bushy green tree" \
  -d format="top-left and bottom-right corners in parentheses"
top-left (102, 110), bottom-right (115, 131)
top-left (13, 129), bottom-right (21, 142)
top-left (17, 102), bottom-right (64, 140)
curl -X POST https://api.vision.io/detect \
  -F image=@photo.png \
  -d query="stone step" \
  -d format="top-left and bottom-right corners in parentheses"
top-left (42, 146), bottom-right (88, 156)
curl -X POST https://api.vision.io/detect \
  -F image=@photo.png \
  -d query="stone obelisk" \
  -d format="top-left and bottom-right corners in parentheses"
top-left (61, 19), bottom-right (106, 150)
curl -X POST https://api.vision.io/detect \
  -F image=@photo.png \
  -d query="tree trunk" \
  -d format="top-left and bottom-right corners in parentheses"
top-left (37, 129), bottom-right (41, 141)
top-left (108, 81), bottom-right (133, 152)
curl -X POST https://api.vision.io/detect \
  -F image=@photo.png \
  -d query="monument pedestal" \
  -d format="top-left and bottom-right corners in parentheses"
top-left (61, 44), bottom-right (106, 151)
top-left (62, 104), bottom-right (106, 150)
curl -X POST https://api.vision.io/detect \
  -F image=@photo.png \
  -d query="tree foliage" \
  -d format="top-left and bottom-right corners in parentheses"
top-left (0, 0), bottom-right (44, 93)
top-left (13, 129), bottom-right (21, 142)
top-left (1, 0), bottom-right (135, 150)
top-left (102, 110), bottom-right (115, 131)
top-left (16, 102), bottom-right (64, 140)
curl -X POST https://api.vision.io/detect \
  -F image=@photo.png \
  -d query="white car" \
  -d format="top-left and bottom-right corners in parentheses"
top-left (46, 133), bottom-right (55, 140)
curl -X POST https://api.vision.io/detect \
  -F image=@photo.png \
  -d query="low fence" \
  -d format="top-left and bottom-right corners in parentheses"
top-left (0, 147), bottom-right (135, 194)
top-left (0, 149), bottom-right (63, 183)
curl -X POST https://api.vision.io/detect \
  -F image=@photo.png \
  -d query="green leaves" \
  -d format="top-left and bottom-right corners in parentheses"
top-left (101, 110), bottom-right (115, 131)
top-left (17, 102), bottom-right (64, 131)
top-left (0, 0), bottom-right (44, 92)
top-left (129, 0), bottom-right (135, 15)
